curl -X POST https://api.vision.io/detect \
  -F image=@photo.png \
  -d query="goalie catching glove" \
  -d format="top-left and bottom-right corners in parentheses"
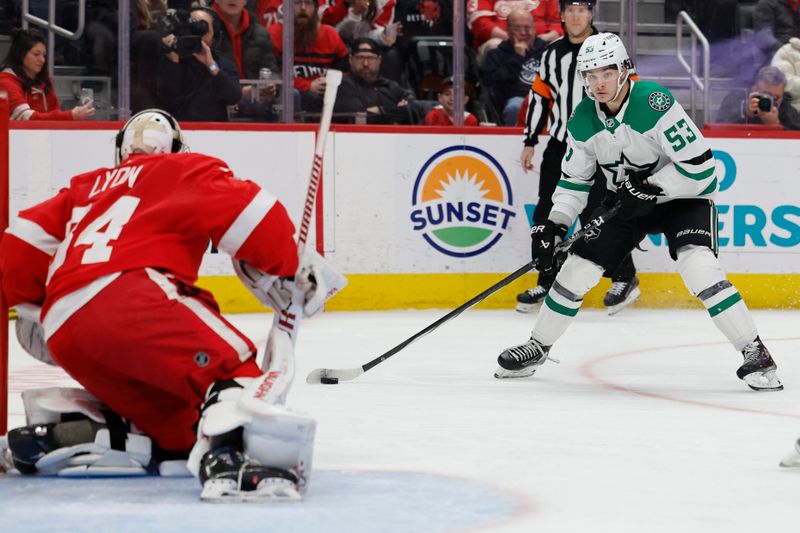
top-left (234, 248), bottom-right (347, 318)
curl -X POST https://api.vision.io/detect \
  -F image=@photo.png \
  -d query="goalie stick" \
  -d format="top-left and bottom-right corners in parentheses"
top-left (306, 204), bottom-right (621, 384)
top-left (267, 69), bottom-right (342, 367)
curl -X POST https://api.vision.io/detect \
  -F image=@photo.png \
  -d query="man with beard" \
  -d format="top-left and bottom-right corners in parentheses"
top-left (268, 0), bottom-right (350, 115)
top-left (481, 9), bottom-right (547, 125)
top-left (333, 37), bottom-right (417, 123)
top-left (516, 0), bottom-right (641, 315)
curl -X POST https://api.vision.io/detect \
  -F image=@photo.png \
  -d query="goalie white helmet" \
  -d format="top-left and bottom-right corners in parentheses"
top-left (577, 32), bottom-right (634, 101)
top-left (115, 109), bottom-right (187, 164)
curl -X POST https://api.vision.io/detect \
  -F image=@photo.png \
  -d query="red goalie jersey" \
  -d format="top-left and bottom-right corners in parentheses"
top-left (0, 152), bottom-right (299, 325)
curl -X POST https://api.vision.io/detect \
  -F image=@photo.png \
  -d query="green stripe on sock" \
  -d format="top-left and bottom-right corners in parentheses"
top-left (545, 295), bottom-right (580, 317)
top-left (707, 292), bottom-right (742, 317)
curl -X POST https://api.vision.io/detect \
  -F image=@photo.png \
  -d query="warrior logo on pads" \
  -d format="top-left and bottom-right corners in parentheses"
top-left (410, 146), bottom-right (515, 258)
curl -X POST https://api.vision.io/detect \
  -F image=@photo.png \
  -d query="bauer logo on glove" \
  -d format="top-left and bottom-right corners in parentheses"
top-left (618, 168), bottom-right (663, 219)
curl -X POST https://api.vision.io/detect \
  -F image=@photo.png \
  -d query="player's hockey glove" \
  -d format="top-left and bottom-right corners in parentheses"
top-left (619, 169), bottom-right (663, 219)
top-left (531, 220), bottom-right (568, 272)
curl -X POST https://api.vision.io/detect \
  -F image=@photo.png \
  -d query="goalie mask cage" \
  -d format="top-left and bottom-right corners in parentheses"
top-left (1, 93), bottom-right (8, 435)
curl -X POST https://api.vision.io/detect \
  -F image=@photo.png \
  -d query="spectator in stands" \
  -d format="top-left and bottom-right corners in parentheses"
top-left (255, 0), bottom-right (284, 27)
top-left (0, 28), bottom-right (94, 120)
top-left (468, 0), bottom-right (563, 62)
top-left (131, 0), bottom-right (170, 112)
top-left (772, 36), bottom-right (800, 112)
top-left (481, 9), bottom-right (546, 125)
top-left (755, 0), bottom-right (800, 52)
top-left (334, 37), bottom-right (417, 123)
top-left (424, 76), bottom-right (479, 126)
top-left (336, 0), bottom-right (404, 81)
top-left (395, 0), bottom-right (452, 60)
top-left (157, 8), bottom-right (242, 121)
top-left (716, 65), bottom-right (800, 129)
top-left (255, 0), bottom-right (350, 28)
top-left (211, 0), bottom-right (279, 100)
top-left (269, 0), bottom-right (350, 115)
top-left (336, 0), bottom-right (401, 46)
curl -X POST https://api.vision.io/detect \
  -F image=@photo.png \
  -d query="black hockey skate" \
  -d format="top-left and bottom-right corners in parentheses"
top-left (494, 337), bottom-right (557, 379)
top-left (736, 337), bottom-right (783, 392)
top-left (199, 445), bottom-right (301, 501)
top-left (603, 276), bottom-right (640, 315)
top-left (515, 285), bottom-right (549, 313)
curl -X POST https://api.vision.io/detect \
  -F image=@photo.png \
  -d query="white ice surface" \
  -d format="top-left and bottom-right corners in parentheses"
top-left (3, 308), bottom-right (799, 532)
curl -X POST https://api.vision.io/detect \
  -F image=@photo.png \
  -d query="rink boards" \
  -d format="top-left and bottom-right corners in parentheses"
top-left (7, 124), bottom-right (800, 310)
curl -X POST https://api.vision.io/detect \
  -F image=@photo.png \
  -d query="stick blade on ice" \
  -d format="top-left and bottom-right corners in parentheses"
top-left (306, 367), bottom-right (364, 384)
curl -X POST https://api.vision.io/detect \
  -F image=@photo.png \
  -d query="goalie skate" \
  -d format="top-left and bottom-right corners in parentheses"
top-left (199, 446), bottom-right (302, 502)
top-left (737, 337), bottom-right (783, 392)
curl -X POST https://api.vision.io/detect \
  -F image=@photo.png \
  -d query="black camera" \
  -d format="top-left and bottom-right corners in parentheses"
top-left (160, 10), bottom-right (209, 58)
top-left (757, 93), bottom-right (776, 113)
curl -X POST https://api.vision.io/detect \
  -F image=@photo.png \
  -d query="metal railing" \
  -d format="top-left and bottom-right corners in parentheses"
top-left (676, 10), bottom-right (711, 124)
top-left (21, 0), bottom-right (86, 79)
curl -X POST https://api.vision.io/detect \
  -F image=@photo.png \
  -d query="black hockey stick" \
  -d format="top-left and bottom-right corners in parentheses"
top-left (306, 204), bottom-right (621, 385)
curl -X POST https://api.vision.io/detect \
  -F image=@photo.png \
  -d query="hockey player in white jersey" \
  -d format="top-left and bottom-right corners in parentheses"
top-left (494, 33), bottom-right (783, 392)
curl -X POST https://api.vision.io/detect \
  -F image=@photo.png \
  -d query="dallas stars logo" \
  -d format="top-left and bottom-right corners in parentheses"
top-left (599, 152), bottom-right (659, 185)
top-left (649, 92), bottom-right (671, 111)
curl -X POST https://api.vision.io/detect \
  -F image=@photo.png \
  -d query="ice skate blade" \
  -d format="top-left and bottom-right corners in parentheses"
top-left (743, 369), bottom-right (784, 392)
top-left (494, 366), bottom-right (538, 379)
top-left (515, 302), bottom-right (540, 313)
top-left (200, 478), bottom-right (302, 502)
top-left (606, 287), bottom-right (641, 316)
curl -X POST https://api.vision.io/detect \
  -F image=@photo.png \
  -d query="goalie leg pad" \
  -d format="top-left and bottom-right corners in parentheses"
top-left (188, 378), bottom-right (316, 495)
top-left (7, 417), bottom-right (152, 476)
top-left (22, 387), bottom-right (107, 427)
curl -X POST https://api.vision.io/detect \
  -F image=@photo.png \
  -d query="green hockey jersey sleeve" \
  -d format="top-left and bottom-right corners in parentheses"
top-left (647, 102), bottom-right (717, 198)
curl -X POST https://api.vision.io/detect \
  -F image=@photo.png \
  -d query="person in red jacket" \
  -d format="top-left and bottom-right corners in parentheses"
top-left (468, 0), bottom-right (563, 61)
top-left (424, 76), bottom-right (480, 126)
top-left (268, 0), bottom-right (349, 115)
top-left (0, 28), bottom-right (94, 121)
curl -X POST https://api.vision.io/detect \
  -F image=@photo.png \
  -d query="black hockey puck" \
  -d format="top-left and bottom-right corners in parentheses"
top-left (320, 377), bottom-right (339, 385)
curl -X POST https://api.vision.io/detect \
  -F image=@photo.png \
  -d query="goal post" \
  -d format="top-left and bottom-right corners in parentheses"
top-left (1, 92), bottom-right (8, 435)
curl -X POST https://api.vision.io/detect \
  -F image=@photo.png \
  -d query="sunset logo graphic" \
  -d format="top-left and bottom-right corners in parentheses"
top-left (410, 146), bottom-right (515, 258)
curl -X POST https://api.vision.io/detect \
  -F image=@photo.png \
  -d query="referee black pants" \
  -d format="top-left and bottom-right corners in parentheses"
top-left (533, 137), bottom-right (636, 282)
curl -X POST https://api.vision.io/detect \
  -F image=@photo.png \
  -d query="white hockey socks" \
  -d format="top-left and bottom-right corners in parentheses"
top-left (676, 245), bottom-right (757, 350)
top-left (531, 255), bottom-right (604, 346)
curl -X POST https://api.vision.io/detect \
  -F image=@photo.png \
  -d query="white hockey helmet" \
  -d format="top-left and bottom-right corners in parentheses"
top-left (577, 32), bottom-right (634, 101)
top-left (115, 109), bottom-right (187, 164)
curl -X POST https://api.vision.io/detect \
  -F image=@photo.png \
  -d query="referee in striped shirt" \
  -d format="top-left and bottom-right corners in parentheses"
top-left (516, 0), bottom-right (640, 315)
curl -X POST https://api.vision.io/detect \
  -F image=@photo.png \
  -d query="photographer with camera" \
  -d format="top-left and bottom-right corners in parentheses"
top-left (716, 65), bottom-right (800, 129)
top-left (157, 7), bottom-right (242, 121)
